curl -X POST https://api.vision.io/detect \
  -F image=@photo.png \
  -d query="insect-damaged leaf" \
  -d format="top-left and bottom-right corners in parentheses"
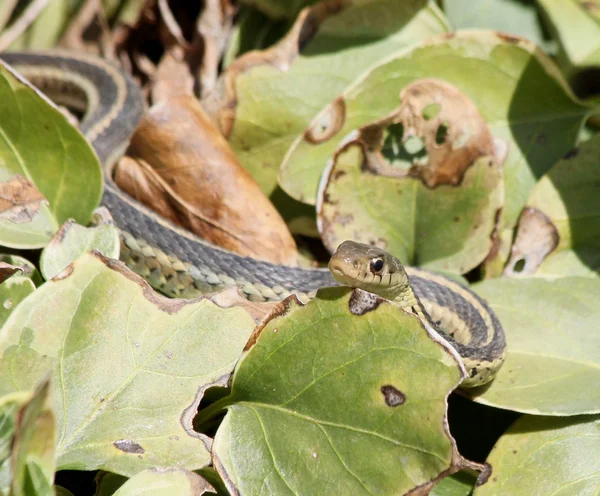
top-left (281, 31), bottom-right (589, 233)
top-left (204, 0), bottom-right (450, 200)
top-left (0, 60), bottom-right (102, 248)
top-left (317, 79), bottom-right (503, 273)
top-left (467, 276), bottom-right (600, 415)
top-left (209, 287), bottom-right (485, 496)
top-left (474, 415), bottom-right (600, 495)
top-left (0, 253), bottom-right (256, 476)
top-left (505, 134), bottom-right (600, 278)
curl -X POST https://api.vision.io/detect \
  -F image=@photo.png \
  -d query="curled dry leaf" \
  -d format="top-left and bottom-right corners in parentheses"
top-left (151, 46), bottom-right (195, 103)
top-left (0, 175), bottom-right (48, 224)
top-left (115, 95), bottom-right (298, 265)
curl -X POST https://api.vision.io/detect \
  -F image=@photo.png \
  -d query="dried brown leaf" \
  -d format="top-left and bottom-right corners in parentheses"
top-left (0, 175), bottom-right (48, 224)
top-left (115, 95), bottom-right (298, 265)
top-left (151, 46), bottom-right (195, 102)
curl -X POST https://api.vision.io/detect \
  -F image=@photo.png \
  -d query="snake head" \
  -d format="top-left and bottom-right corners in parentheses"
top-left (328, 240), bottom-right (410, 300)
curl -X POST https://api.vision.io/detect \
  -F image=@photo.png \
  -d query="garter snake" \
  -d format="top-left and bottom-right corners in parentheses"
top-left (1, 52), bottom-right (506, 387)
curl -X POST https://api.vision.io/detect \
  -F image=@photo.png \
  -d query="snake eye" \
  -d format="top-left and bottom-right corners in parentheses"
top-left (370, 258), bottom-right (384, 274)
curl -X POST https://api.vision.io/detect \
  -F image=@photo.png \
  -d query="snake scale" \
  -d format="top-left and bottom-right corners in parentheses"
top-left (1, 52), bottom-right (506, 387)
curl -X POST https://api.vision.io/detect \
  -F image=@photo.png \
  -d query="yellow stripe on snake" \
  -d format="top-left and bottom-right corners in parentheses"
top-left (1, 52), bottom-right (506, 388)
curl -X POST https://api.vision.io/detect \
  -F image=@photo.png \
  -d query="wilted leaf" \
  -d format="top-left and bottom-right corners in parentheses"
top-left (10, 379), bottom-right (55, 496)
top-left (209, 287), bottom-right (486, 495)
top-left (117, 95), bottom-right (298, 265)
top-left (282, 31), bottom-right (588, 233)
top-left (505, 135), bottom-right (600, 277)
top-left (40, 209), bottom-right (119, 280)
top-left (205, 0), bottom-right (450, 199)
top-left (318, 80), bottom-right (503, 272)
top-left (0, 253), bottom-right (256, 475)
top-left (0, 59), bottom-right (102, 248)
top-left (467, 276), bottom-right (600, 415)
top-left (113, 468), bottom-right (214, 495)
top-left (0, 392), bottom-right (29, 493)
top-left (0, 260), bottom-right (28, 284)
top-left (0, 276), bottom-right (36, 328)
top-left (538, 0), bottom-right (600, 75)
top-left (474, 415), bottom-right (600, 495)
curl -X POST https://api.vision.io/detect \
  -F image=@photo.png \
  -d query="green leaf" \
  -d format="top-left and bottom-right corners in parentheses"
top-left (0, 276), bottom-right (35, 328)
top-left (210, 287), bottom-right (478, 496)
top-left (0, 253), bottom-right (256, 476)
top-left (467, 276), bottom-right (600, 415)
top-left (113, 468), bottom-right (214, 495)
top-left (505, 134), bottom-right (600, 278)
top-left (474, 415), bottom-right (600, 495)
top-left (10, 380), bottom-right (55, 496)
top-left (40, 211), bottom-right (120, 281)
top-left (0, 60), bottom-right (102, 248)
top-left (213, 0), bottom-right (449, 200)
top-left (317, 97), bottom-right (503, 272)
top-left (443, 0), bottom-right (553, 52)
top-left (281, 31), bottom-right (589, 232)
top-left (538, 0), bottom-right (600, 74)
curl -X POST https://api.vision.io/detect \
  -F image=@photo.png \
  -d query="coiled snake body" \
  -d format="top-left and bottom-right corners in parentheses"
top-left (1, 52), bottom-right (506, 387)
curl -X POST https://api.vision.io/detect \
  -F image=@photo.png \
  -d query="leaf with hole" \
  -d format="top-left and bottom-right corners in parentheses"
top-left (282, 30), bottom-right (589, 234)
top-left (317, 79), bottom-right (503, 273)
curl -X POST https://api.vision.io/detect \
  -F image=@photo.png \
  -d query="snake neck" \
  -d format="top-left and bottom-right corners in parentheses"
top-left (390, 283), bottom-right (430, 323)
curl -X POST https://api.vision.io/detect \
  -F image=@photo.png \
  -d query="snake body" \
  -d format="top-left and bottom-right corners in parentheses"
top-left (1, 52), bottom-right (506, 387)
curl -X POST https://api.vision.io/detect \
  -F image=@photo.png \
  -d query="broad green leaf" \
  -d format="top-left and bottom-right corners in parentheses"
top-left (113, 468), bottom-right (214, 495)
top-left (474, 415), bottom-right (600, 495)
top-left (210, 287), bottom-right (478, 496)
top-left (317, 92), bottom-right (503, 272)
top-left (0, 253), bottom-right (256, 476)
top-left (40, 213), bottom-right (119, 281)
top-left (54, 487), bottom-right (74, 496)
top-left (0, 254), bottom-right (42, 286)
top-left (538, 0), bottom-right (600, 74)
top-left (10, 380), bottom-right (55, 496)
top-left (505, 134), bottom-right (600, 278)
top-left (443, 0), bottom-right (552, 52)
top-left (0, 61), bottom-right (102, 248)
top-left (467, 276), bottom-right (600, 415)
top-left (281, 31), bottom-right (589, 232)
top-left (95, 472), bottom-right (128, 496)
top-left (0, 276), bottom-right (35, 328)
top-left (211, 0), bottom-right (450, 201)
